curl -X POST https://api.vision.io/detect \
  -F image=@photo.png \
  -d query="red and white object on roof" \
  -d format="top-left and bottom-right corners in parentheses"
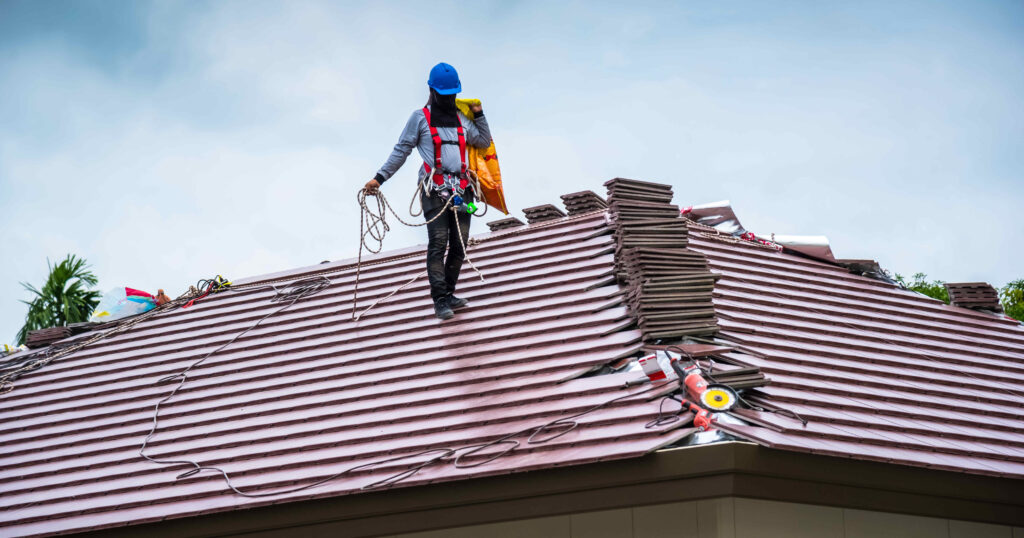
top-left (639, 354), bottom-right (667, 381)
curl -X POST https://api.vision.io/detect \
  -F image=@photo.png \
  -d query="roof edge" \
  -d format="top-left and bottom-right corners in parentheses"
top-left (76, 443), bottom-right (1024, 538)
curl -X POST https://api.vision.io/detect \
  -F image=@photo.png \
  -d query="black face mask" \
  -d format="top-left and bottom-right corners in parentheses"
top-left (427, 88), bottom-right (459, 128)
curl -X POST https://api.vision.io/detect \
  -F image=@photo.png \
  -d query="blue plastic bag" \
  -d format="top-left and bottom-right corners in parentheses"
top-left (89, 287), bottom-right (157, 322)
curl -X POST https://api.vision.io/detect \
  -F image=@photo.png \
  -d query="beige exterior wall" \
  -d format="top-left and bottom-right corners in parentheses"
top-left (391, 498), bottom-right (1024, 538)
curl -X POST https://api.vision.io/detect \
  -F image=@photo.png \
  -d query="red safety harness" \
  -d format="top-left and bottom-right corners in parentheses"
top-left (421, 106), bottom-right (469, 192)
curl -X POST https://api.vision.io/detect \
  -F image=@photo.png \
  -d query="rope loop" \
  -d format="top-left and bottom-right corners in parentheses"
top-left (352, 178), bottom-right (485, 321)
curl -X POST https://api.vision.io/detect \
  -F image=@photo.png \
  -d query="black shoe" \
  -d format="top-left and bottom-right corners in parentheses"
top-left (434, 297), bottom-right (454, 320)
top-left (448, 295), bottom-right (469, 309)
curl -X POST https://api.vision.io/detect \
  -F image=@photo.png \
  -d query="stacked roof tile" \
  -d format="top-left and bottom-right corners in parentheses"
top-left (24, 322), bottom-right (116, 350)
top-left (484, 216), bottom-right (524, 232)
top-left (24, 327), bottom-right (74, 349)
top-left (521, 203), bottom-right (566, 224)
top-left (945, 282), bottom-right (1003, 312)
top-left (606, 178), bottom-right (719, 340)
top-left (560, 190), bottom-right (608, 216)
top-left (620, 248), bottom-right (719, 339)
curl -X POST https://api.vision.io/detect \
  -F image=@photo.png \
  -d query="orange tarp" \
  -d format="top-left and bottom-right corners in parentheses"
top-left (457, 99), bottom-right (508, 215)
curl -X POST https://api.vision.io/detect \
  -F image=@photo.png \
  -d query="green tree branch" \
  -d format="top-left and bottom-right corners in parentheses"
top-left (17, 255), bottom-right (101, 344)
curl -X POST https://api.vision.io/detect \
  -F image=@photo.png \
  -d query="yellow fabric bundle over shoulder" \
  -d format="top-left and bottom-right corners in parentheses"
top-left (456, 98), bottom-right (508, 215)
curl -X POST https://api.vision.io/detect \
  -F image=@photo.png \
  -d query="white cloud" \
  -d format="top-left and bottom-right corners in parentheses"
top-left (1, 1), bottom-right (1023, 340)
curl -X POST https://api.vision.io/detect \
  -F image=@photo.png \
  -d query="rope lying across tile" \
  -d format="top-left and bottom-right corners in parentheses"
top-left (605, 178), bottom-right (720, 340)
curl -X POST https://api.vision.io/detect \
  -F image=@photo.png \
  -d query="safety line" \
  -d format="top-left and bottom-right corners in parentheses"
top-left (139, 276), bottom-right (332, 490)
top-left (141, 325), bottom-right (672, 499)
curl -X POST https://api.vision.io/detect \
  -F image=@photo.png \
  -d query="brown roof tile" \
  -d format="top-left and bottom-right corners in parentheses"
top-left (0, 210), bottom-right (691, 537)
top-left (521, 204), bottom-right (566, 224)
top-left (686, 223), bottom-right (1024, 480)
top-left (946, 282), bottom-right (1004, 312)
top-left (5, 180), bottom-right (1024, 536)
top-left (560, 190), bottom-right (608, 216)
top-left (485, 216), bottom-right (524, 232)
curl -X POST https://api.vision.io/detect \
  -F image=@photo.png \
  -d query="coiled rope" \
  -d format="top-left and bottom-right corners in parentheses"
top-left (352, 168), bottom-right (485, 321)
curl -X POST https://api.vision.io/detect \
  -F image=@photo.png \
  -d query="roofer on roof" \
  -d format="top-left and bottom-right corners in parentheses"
top-left (365, 62), bottom-right (492, 320)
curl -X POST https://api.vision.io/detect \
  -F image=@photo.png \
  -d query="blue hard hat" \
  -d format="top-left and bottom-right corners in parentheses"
top-left (428, 62), bottom-right (461, 95)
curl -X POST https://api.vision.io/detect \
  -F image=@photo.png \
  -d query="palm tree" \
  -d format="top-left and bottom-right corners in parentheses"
top-left (17, 255), bottom-right (101, 345)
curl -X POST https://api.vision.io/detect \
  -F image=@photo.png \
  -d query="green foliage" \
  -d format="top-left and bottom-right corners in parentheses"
top-left (1001, 279), bottom-right (1024, 321)
top-left (895, 273), bottom-right (1024, 321)
top-left (894, 272), bottom-right (949, 303)
top-left (17, 255), bottom-right (101, 345)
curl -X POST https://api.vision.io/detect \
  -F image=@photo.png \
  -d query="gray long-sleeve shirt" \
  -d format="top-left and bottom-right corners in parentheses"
top-left (375, 107), bottom-right (491, 187)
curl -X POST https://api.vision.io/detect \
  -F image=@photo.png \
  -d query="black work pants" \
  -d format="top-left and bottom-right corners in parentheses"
top-left (424, 205), bottom-right (471, 302)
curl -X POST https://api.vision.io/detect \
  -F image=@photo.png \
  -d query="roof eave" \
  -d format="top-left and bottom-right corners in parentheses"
top-left (76, 442), bottom-right (1024, 538)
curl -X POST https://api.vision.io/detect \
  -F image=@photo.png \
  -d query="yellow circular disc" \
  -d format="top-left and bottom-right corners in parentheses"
top-left (701, 387), bottom-right (736, 411)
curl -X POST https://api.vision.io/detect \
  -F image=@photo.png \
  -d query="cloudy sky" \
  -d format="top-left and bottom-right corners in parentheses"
top-left (1, 0), bottom-right (1022, 340)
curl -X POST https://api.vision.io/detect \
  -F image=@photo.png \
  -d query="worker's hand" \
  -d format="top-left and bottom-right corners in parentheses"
top-left (364, 179), bottom-right (380, 193)
top-left (470, 103), bottom-right (482, 113)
